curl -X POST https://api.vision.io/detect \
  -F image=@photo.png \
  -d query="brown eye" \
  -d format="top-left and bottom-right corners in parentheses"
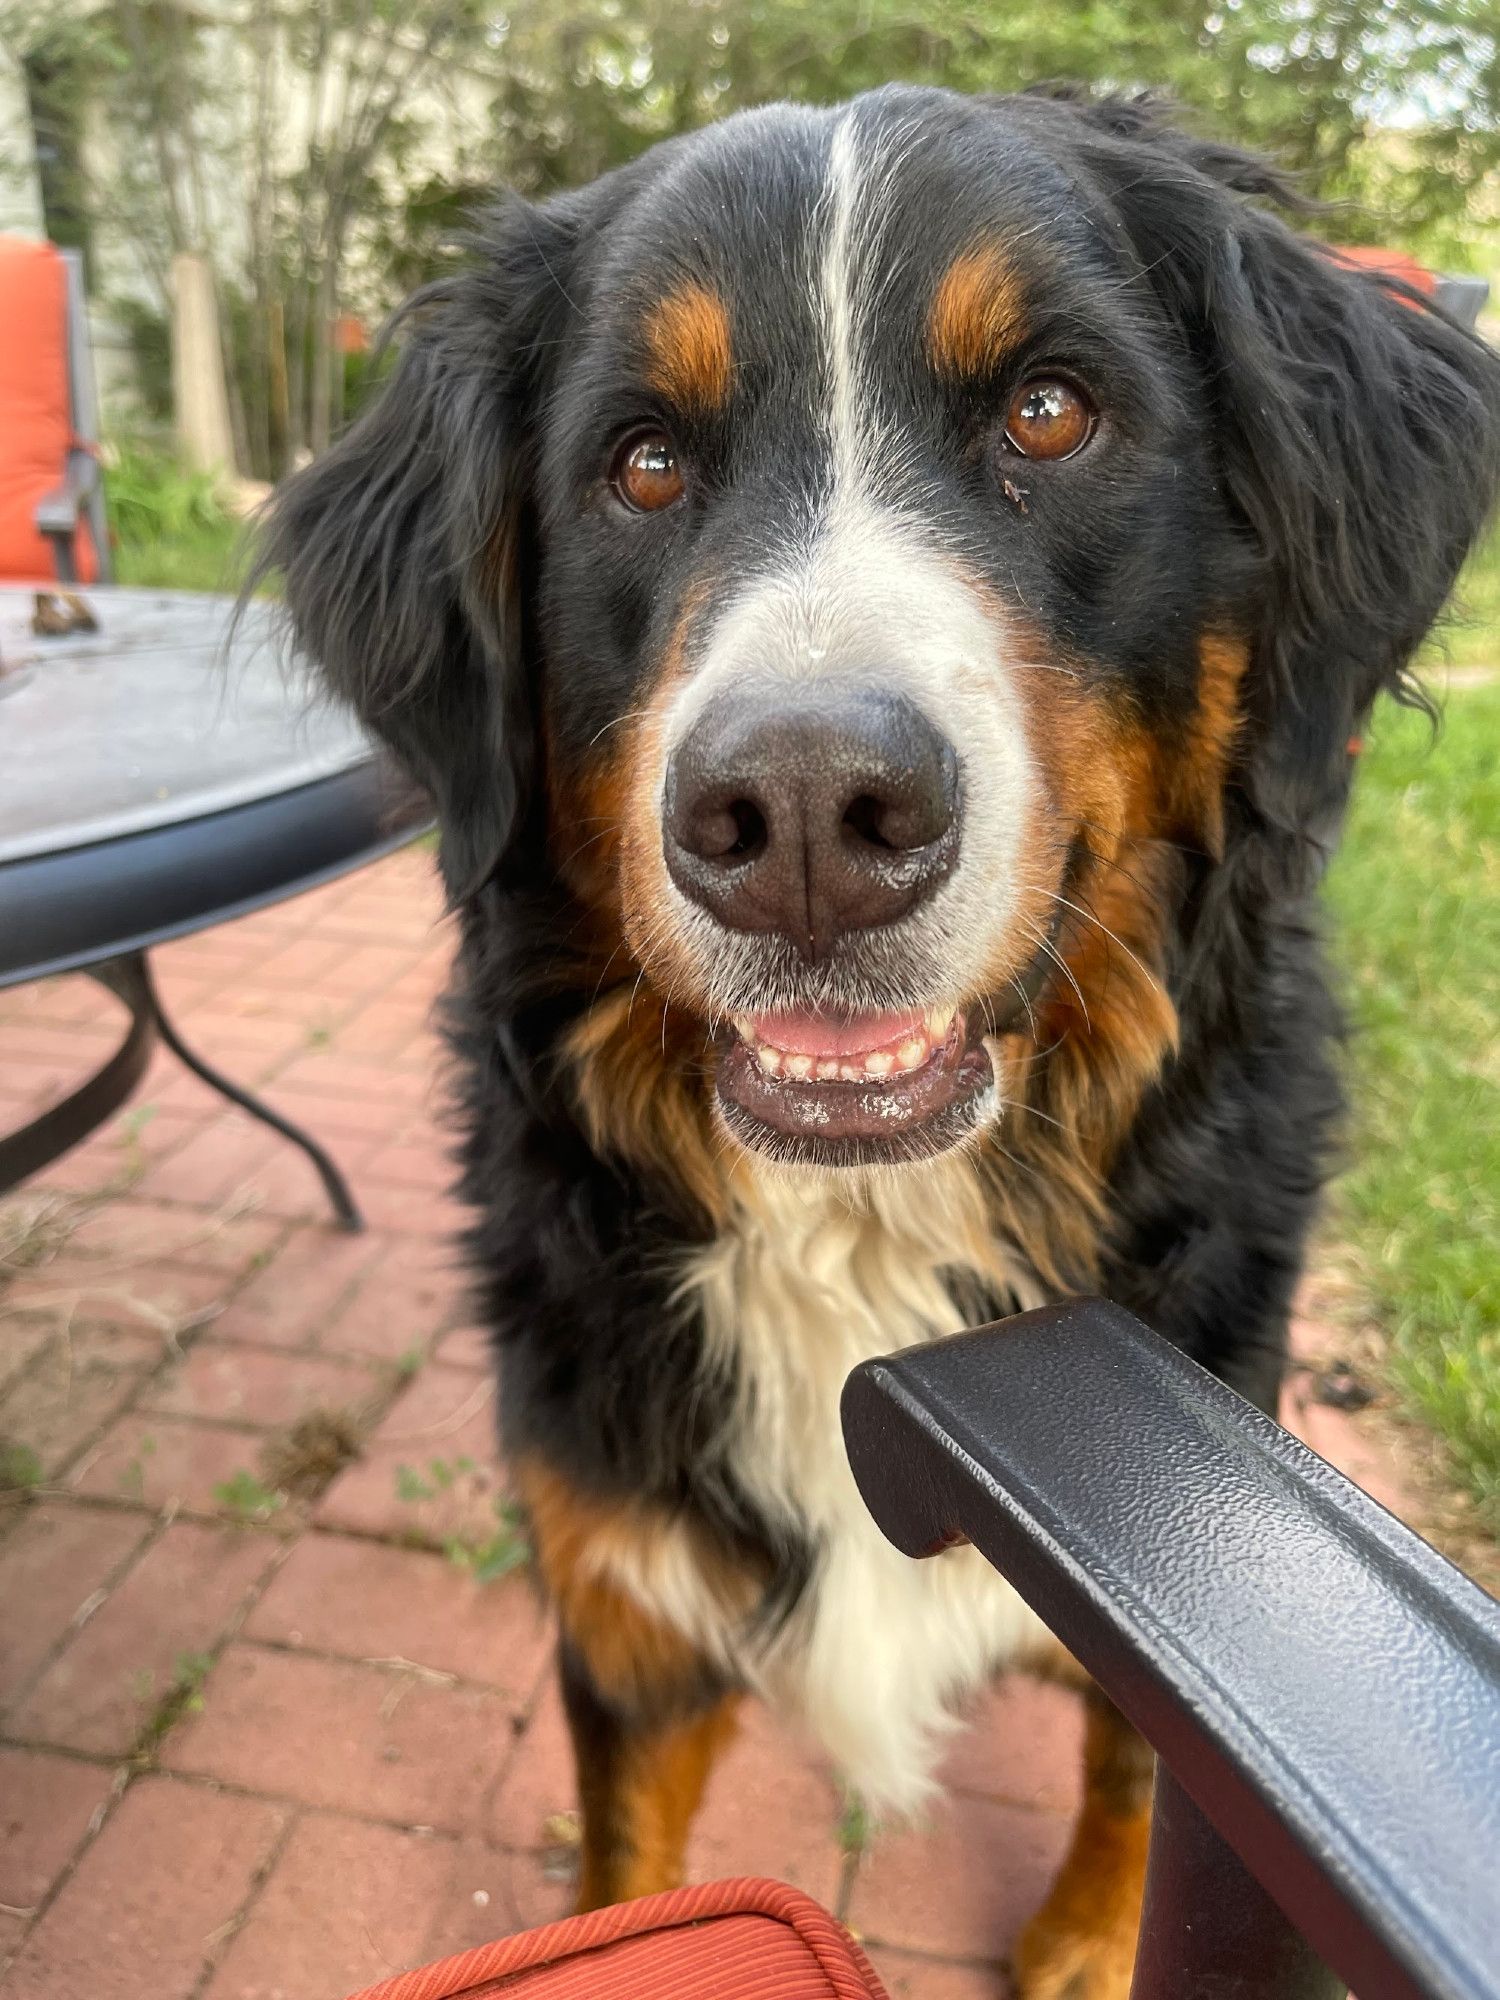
top-left (611, 430), bottom-right (685, 512)
top-left (1003, 378), bottom-right (1095, 461)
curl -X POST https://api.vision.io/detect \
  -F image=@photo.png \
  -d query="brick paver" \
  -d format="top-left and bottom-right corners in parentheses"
top-left (67, 1411), bottom-right (291, 1516)
top-left (161, 1644), bottom-right (520, 1831)
top-left (848, 1794), bottom-right (1071, 1962)
top-left (0, 1504), bottom-right (152, 1709)
top-left (0, 1776), bottom-right (285, 2000)
top-left (244, 1532), bottom-right (550, 1694)
top-left (0, 844), bottom-right (1452, 1998)
top-left (140, 1341), bottom-right (384, 1428)
top-left (0, 1748), bottom-right (116, 1910)
top-left (10, 1521), bottom-right (278, 1756)
top-left (314, 1362), bottom-right (504, 1545)
top-left (201, 1813), bottom-right (455, 2000)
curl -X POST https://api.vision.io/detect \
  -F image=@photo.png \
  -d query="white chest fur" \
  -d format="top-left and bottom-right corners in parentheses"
top-left (676, 1156), bottom-right (1053, 1811)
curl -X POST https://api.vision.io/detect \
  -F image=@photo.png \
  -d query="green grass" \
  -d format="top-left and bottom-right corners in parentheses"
top-left (1421, 520), bottom-right (1500, 672)
top-left (1326, 680), bottom-right (1500, 1526)
top-left (105, 439), bottom-right (246, 594)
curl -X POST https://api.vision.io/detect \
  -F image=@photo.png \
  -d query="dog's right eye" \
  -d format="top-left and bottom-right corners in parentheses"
top-left (610, 430), bottom-right (685, 513)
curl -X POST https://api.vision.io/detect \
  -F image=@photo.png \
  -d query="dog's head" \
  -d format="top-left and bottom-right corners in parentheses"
top-left (265, 88), bottom-right (1500, 1181)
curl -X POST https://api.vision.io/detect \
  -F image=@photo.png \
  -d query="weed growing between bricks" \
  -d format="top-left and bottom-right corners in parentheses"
top-left (130, 1651), bottom-right (214, 1762)
top-left (391, 1457), bottom-right (532, 1582)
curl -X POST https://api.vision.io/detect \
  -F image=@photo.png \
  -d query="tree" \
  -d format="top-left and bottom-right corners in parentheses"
top-left (2, 0), bottom-right (1495, 478)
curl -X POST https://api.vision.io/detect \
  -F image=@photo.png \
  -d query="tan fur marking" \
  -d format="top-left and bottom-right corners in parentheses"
top-left (1014, 1692), bottom-right (1154, 2000)
top-left (574, 1695), bottom-right (740, 1909)
top-left (560, 985), bottom-right (728, 1226)
top-left (928, 245), bottom-right (1026, 378)
top-left (644, 284), bottom-right (734, 411)
top-left (1172, 632), bottom-right (1250, 855)
top-left (951, 632), bottom-right (1180, 1289)
top-left (518, 1458), bottom-right (755, 1703)
top-left (517, 1461), bottom-right (750, 1908)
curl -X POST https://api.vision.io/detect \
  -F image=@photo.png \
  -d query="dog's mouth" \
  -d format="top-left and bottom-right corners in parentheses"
top-left (715, 1004), bottom-right (998, 1167)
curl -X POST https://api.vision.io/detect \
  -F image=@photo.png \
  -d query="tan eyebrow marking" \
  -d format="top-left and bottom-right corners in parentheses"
top-left (927, 245), bottom-right (1026, 379)
top-left (643, 284), bottom-right (734, 411)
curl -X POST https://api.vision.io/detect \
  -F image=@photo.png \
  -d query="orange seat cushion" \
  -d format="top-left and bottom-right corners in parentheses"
top-left (1325, 244), bottom-right (1439, 302)
top-left (0, 236), bottom-right (98, 584)
top-left (342, 1879), bottom-right (891, 2000)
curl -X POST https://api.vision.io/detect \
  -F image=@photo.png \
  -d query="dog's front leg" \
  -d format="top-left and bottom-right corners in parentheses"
top-left (559, 1636), bottom-right (740, 1909)
top-left (1012, 1684), bottom-right (1154, 2000)
top-left (518, 1459), bottom-right (744, 1908)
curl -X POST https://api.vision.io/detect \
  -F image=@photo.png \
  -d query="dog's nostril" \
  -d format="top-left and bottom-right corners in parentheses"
top-left (664, 686), bottom-right (962, 952)
top-left (689, 797), bottom-right (766, 863)
top-left (725, 800), bottom-right (766, 859)
top-left (842, 794), bottom-right (896, 850)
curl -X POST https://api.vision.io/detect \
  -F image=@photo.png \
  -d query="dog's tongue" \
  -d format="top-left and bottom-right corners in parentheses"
top-left (747, 1009), bottom-right (925, 1058)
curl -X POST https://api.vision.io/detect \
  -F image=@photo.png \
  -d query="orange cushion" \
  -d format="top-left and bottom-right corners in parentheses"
top-left (341, 1878), bottom-right (891, 2000)
top-left (0, 236), bottom-right (98, 584)
top-left (1325, 244), bottom-right (1439, 301)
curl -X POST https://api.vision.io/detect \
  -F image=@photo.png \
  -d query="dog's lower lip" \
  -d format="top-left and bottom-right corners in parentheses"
top-left (715, 1007), bottom-right (996, 1165)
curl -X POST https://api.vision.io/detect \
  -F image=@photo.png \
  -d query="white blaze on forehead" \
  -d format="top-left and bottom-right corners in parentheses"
top-left (816, 111), bottom-right (919, 500)
top-left (654, 104), bottom-right (1040, 1008)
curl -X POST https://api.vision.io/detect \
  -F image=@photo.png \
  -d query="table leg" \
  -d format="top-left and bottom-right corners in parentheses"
top-left (0, 967), bottom-right (156, 1193)
top-left (114, 954), bottom-right (366, 1232)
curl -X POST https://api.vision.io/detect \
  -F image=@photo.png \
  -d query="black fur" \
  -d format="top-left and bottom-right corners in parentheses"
top-left (257, 85), bottom-right (1500, 1577)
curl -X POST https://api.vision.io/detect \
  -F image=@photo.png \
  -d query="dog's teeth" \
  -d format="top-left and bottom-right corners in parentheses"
top-left (756, 1045), bottom-right (782, 1076)
top-left (838, 1062), bottom-right (864, 1082)
top-left (925, 1007), bottom-right (955, 1042)
top-left (897, 1037), bottom-right (929, 1072)
top-left (784, 1053), bottom-right (814, 1080)
top-left (816, 1058), bottom-right (841, 1080)
top-left (733, 1013), bottom-right (755, 1039)
top-left (864, 1051), bottom-right (894, 1077)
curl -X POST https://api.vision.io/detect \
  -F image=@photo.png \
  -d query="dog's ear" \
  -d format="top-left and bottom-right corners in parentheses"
top-left (256, 199), bottom-right (576, 898)
top-left (1061, 97), bottom-right (1500, 838)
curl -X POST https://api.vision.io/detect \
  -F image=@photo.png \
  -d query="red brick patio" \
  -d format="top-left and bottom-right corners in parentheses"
top-left (0, 843), bottom-right (1412, 2000)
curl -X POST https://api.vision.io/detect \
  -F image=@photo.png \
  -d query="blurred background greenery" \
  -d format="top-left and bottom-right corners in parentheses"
top-left (4, 0), bottom-right (1498, 479)
top-left (1, 0), bottom-right (1496, 1531)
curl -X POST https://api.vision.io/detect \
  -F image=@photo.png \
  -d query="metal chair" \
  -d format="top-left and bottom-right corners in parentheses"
top-left (0, 237), bottom-right (111, 586)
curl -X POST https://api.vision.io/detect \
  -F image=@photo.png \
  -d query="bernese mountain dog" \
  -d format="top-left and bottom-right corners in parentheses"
top-left (260, 86), bottom-right (1500, 1997)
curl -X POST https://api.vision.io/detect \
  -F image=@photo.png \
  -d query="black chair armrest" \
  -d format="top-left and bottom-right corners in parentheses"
top-left (840, 1300), bottom-right (1500, 2000)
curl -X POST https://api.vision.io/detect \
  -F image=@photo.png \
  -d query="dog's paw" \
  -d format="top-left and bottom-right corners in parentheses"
top-left (1011, 1912), bottom-right (1137, 2000)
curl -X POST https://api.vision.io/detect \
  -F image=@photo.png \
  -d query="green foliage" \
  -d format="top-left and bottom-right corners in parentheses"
top-left (212, 1468), bottom-right (284, 1522)
top-left (394, 1454), bottom-right (478, 1502)
top-left (105, 440), bottom-right (228, 546)
top-left (6, 0), bottom-right (1498, 489)
top-left (0, 1441), bottom-right (44, 1494)
top-left (105, 439), bottom-right (243, 593)
top-left (1423, 521), bottom-right (1500, 672)
top-left (1327, 675), bottom-right (1500, 1526)
top-left (444, 1499), bottom-right (532, 1583)
top-left (482, 0), bottom-right (1500, 269)
top-left (837, 1791), bottom-right (873, 1854)
top-left (133, 1650), bottom-right (215, 1752)
top-left (111, 296), bottom-right (174, 424)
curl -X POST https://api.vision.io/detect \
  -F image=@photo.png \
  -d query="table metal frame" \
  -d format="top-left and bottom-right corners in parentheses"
top-left (3, 719), bottom-right (432, 1231)
top-left (0, 951), bottom-right (362, 1228)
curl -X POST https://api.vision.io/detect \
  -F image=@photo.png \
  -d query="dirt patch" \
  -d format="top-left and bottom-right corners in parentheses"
top-left (1298, 1262), bottom-right (1498, 1597)
top-left (261, 1406), bottom-right (365, 1500)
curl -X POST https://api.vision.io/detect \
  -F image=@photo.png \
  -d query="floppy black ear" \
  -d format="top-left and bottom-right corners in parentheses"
top-left (257, 200), bottom-right (575, 898)
top-left (1062, 96), bottom-right (1500, 838)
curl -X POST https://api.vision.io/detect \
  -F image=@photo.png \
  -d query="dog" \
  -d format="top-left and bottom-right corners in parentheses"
top-left (260, 86), bottom-right (1500, 1997)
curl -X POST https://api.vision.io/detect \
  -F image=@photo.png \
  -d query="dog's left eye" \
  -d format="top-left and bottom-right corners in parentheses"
top-left (610, 430), bottom-right (685, 512)
top-left (1003, 378), bottom-right (1095, 461)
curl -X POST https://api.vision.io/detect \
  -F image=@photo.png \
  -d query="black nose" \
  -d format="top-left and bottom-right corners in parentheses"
top-left (663, 686), bottom-right (961, 958)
